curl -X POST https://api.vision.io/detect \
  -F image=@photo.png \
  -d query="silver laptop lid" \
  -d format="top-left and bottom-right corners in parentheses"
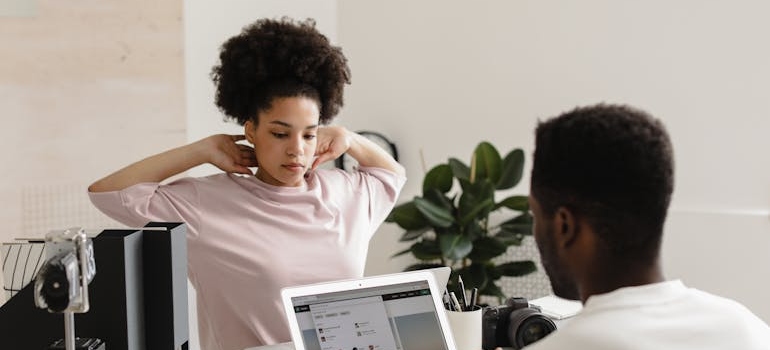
top-left (281, 269), bottom-right (456, 350)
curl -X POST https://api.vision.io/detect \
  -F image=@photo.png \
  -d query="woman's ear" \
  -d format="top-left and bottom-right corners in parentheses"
top-left (244, 120), bottom-right (256, 144)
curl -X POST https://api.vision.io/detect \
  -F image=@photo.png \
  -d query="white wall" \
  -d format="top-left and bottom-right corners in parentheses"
top-left (337, 0), bottom-right (770, 321)
top-left (183, 0), bottom-right (770, 338)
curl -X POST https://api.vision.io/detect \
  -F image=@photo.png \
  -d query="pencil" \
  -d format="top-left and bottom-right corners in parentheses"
top-left (458, 275), bottom-right (468, 310)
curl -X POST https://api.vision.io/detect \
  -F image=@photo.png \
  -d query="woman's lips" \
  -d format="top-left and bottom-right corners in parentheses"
top-left (283, 163), bottom-right (305, 172)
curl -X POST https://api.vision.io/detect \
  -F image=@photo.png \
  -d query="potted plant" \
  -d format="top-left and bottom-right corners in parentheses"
top-left (386, 141), bottom-right (536, 300)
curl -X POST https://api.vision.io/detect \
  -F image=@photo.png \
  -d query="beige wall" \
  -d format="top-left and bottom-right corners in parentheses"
top-left (0, 0), bottom-right (184, 300)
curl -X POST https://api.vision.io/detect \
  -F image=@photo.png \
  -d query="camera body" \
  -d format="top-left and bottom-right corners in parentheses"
top-left (34, 228), bottom-right (96, 313)
top-left (481, 297), bottom-right (557, 350)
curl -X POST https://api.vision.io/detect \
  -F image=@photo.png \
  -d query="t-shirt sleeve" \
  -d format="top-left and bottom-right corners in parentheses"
top-left (355, 166), bottom-right (407, 227)
top-left (88, 178), bottom-right (201, 233)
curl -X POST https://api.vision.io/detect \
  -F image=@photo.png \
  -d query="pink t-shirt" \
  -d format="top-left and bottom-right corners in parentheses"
top-left (88, 167), bottom-right (405, 350)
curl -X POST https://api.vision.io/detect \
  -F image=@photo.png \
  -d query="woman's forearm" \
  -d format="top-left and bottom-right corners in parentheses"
top-left (346, 130), bottom-right (406, 177)
top-left (88, 141), bottom-right (208, 193)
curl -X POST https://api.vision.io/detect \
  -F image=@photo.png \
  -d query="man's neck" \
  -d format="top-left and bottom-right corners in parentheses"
top-left (579, 260), bottom-right (665, 303)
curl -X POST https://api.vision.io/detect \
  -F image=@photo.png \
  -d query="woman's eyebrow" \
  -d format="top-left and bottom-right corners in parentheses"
top-left (268, 120), bottom-right (292, 127)
top-left (268, 120), bottom-right (318, 130)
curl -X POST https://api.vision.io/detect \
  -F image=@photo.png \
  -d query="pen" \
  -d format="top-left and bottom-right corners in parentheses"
top-left (469, 287), bottom-right (478, 310)
top-left (443, 289), bottom-right (453, 311)
top-left (458, 275), bottom-right (468, 310)
top-left (449, 291), bottom-right (463, 312)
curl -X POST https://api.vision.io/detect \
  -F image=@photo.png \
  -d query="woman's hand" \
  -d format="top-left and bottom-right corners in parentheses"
top-left (204, 134), bottom-right (258, 175)
top-left (311, 126), bottom-right (405, 177)
top-left (312, 126), bottom-right (351, 170)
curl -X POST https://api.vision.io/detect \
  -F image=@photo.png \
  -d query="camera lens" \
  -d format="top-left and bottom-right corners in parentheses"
top-left (508, 308), bottom-right (557, 349)
top-left (39, 260), bottom-right (71, 312)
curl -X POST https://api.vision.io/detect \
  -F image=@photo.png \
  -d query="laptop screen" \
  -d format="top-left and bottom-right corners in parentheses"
top-left (289, 280), bottom-right (450, 350)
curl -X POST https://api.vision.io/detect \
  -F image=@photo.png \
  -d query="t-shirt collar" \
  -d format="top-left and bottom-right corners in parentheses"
top-left (583, 280), bottom-right (687, 311)
top-left (249, 174), bottom-right (310, 193)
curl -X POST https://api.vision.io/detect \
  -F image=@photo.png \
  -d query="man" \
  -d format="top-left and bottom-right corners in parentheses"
top-left (524, 104), bottom-right (770, 349)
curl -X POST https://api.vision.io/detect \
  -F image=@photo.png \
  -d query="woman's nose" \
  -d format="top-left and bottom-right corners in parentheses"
top-left (287, 136), bottom-right (304, 156)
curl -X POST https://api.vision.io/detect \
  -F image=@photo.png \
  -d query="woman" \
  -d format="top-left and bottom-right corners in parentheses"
top-left (88, 17), bottom-right (405, 350)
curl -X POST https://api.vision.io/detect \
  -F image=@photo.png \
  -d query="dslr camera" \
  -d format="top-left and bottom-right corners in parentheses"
top-left (33, 227), bottom-right (105, 350)
top-left (34, 227), bottom-right (96, 313)
top-left (481, 297), bottom-right (557, 350)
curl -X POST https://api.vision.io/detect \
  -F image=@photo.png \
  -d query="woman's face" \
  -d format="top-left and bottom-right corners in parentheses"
top-left (245, 96), bottom-right (320, 187)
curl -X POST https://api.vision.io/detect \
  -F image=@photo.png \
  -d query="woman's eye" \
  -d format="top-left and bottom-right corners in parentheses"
top-left (271, 132), bottom-right (288, 138)
top-left (304, 134), bottom-right (317, 140)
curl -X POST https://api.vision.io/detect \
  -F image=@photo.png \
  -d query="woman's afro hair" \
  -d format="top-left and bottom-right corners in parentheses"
top-left (211, 17), bottom-right (351, 125)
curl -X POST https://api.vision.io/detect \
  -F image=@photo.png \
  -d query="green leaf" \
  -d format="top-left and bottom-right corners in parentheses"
top-left (496, 148), bottom-right (525, 190)
top-left (497, 260), bottom-right (537, 277)
top-left (456, 263), bottom-right (489, 291)
top-left (411, 240), bottom-right (443, 260)
top-left (399, 227), bottom-right (431, 242)
top-left (498, 235), bottom-right (524, 246)
top-left (498, 222), bottom-right (532, 236)
top-left (404, 262), bottom-right (447, 271)
top-left (486, 263), bottom-right (503, 280)
top-left (459, 178), bottom-right (496, 199)
top-left (433, 223), bottom-right (460, 237)
top-left (423, 164), bottom-right (454, 194)
top-left (448, 158), bottom-right (470, 181)
top-left (495, 229), bottom-right (525, 246)
top-left (386, 201), bottom-right (428, 230)
top-left (423, 188), bottom-right (455, 213)
top-left (414, 197), bottom-right (455, 228)
top-left (439, 234), bottom-right (473, 260)
top-left (391, 246), bottom-right (413, 258)
top-left (473, 142), bottom-right (502, 184)
top-left (480, 280), bottom-right (505, 300)
top-left (495, 195), bottom-right (529, 211)
top-left (458, 179), bottom-right (495, 222)
top-left (502, 212), bottom-right (533, 225)
top-left (462, 220), bottom-right (485, 240)
top-left (459, 198), bottom-right (494, 225)
top-left (467, 236), bottom-right (508, 261)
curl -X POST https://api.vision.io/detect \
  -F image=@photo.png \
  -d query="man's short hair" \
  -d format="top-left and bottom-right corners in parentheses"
top-left (531, 103), bottom-right (674, 263)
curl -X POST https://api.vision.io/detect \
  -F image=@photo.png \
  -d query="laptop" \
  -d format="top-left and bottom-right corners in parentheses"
top-left (280, 267), bottom-right (457, 350)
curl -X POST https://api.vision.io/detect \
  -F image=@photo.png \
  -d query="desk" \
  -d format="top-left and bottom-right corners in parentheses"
top-left (244, 300), bottom-right (577, 350)
top-left (244, 342), bottom-right (294, 350)
top-left (242, 322), bottom-right (569, 350)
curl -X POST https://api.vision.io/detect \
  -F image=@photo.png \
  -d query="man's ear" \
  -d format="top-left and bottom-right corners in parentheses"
top-left (244, 120), bottom-right (256, 144)
top-left (554, 206), bottom-right (578, 248)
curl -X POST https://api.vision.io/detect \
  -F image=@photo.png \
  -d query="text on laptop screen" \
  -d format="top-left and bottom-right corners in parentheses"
top-left (290, 280), bottom-right (449, 350)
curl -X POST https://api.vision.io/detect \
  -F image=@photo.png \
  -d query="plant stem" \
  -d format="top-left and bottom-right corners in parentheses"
top-left (419, 148), bottom-right (427, 174)
top-left (470, 153), bottom-right (476, 183)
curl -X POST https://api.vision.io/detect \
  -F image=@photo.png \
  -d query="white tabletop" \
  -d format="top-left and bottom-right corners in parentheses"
top-left (244, 342), bottom-right (295, 350)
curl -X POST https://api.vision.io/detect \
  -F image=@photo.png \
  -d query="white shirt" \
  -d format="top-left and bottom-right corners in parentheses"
top-left (525, 280), bottom-right (770, 350)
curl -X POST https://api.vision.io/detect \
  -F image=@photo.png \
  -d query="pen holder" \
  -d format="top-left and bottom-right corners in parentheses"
top-left (445, 305), bottom-right (482, 350)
